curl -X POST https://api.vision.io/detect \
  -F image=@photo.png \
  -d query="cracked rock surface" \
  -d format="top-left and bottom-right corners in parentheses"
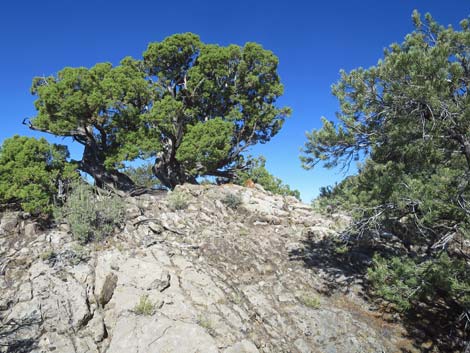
top-left (0, 184), bottom-right (416, 353)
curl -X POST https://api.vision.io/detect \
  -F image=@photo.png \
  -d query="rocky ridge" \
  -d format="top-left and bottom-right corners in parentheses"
top-left (0, 184), bottom-right (416, 353)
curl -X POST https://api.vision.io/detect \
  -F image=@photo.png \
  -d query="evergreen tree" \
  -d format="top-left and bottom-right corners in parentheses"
top-left (0, 135), bottom-right (77, 215)
top-left (26, 33), bottom-right (290, 190)
top-left (26, 58), bottom-right (149, 191)
top-left (124, 163), bottom-right (161, 189)
top-left (302, 11), bottom-right (470, 335)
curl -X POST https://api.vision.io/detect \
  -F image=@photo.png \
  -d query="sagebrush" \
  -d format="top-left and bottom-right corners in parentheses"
top-left (56, 181), bottom-right (125, 243)
top-left (167, 189), bottom-right (190, 210)
top-left (222, 193), bottom-right (243, 209)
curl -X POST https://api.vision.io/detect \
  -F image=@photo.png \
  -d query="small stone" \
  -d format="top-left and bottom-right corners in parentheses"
top-left (148, 222), bottom-right (163, 234)
top-left (20, 212), bottom-right (31, 219)
top-left (126, 205), bottom-right (141, 219)
top-left (24, 222), bottom-right (37, 237)
top-left (148, 270), bottom-right (171, 292)
top-left (58, 223), bottom-right (71, 232)
top-left (421, 340), bottom-right (433, 349)
top-left (99, 273), bottom-right (118, 306)
top-left (0, 213), bottom-right (18, 234)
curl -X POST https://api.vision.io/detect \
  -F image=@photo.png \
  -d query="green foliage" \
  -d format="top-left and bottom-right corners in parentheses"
top-left (302, 11), bottom-right (470, 176)
top-left (142, 34), bottom-right (291, 187)
top-left (236, 156), bottom-right (300, 199)
top-left (40, 249), bottom-right (56, 262)
top-left (30, 59), bottom-right (149, 169)
top-left (133, 295), bottom-right (155, 316)
top-left (303, 11), bottom-right (470, 334)
top-left (176, 118), bottom-right (233, 176)
top-left (0, 135), bottom-right (77, 215)
top-left (167, 189), bottom-right (190, 210)
top-left (69, 244), bottom-right (91, 265)
top-left (28, 33), bottom-right (290, 190)
top-left (124, 163), bottom-right (161, 189)
top-left (222, 193), bottom-right (243, 209)
top-left (368, 253), bottom-right (470, 312)
top-left (56, 181), bottom-right (125, 243)
top-left (312, 176), bottom-right (360, 213)
top-left (299, 294), bottom-right (321, 309)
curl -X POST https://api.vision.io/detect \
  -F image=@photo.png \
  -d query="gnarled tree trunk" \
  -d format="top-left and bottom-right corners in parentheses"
top-left (24, 118), bottom-right (135, 193)
top-left (80, 144), bottom-right (135, 193)
top-left (153, 150), bottom-right (196, 189)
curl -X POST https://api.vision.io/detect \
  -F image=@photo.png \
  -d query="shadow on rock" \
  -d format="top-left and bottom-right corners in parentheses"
top-left (0, 317), bottom-right (41, 353)
top-left (288, 233), bottom-right (373, 294)
top-left (2, 339), bottom-right (37, 353)
top-left (401, 300), bottom-right (470, 353)
top-left (289, 231), bottom-right (470, 353)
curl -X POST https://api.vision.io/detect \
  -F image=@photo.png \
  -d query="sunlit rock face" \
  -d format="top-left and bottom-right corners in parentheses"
top-left (0, 184), bottom-right (414, 353)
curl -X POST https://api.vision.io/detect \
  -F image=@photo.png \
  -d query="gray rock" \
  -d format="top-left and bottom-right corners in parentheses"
top-left (87, 311), bottom-right (107, 343)
top-left (126, 205), bottom-right (142, 219)
top-left (0, 212), bottom-right (18, 234)
top-left (0, 184), bottom-right (416, 353)
top-left (148, 221), bottom-right (163, 234)
top-left (99, 273), bottom-right (118, 306)
top-left (148, 270), bottom-right (171, 292)
top-left (24, 222), bottom-right (37, 237)
top-left (224, 340), bottom-right (260, 353)
top-left (294, 338), bottom-right (312, 353)
top-left (107, 315), bottom-right (218, 353)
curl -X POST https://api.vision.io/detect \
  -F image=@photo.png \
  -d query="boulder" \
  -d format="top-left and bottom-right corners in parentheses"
top-left (0, 212), bottom-right (19, 234)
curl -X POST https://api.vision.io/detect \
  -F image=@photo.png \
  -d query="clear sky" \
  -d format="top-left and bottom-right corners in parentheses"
top-left (0, 0), bottom-right (468, 202)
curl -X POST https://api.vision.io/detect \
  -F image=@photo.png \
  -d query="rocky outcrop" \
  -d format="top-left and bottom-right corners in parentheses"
top-left (0, 184), bottom-right (416, 353)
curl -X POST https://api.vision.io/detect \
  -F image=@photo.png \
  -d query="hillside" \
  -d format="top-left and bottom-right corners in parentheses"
top-left (0, 184), bottom-right (417, 353)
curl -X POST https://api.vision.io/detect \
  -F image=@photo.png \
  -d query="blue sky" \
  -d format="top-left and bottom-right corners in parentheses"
top-left (0, 0), bottom-right (468, 201)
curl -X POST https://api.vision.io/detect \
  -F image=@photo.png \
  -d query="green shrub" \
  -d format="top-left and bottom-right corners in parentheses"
top-left (133, 295), bottom-right (155, 315)
top-left (167, 190), bottom-right (190, 210)
top-left (299, 294), bottom-right (321, 309)
top-left (368, 253), bottom-right (470, 312)
top-left (56, 181), bottom-right (125, 243)
top-left (69, 244), bottom-right (91, 265)
top-left (40, 249), bottom-right (56, 262)
top-left (0, 135), bottom-right (77, 215)
top-left (222, 193), bottom-right (243, 209)
top-left (235, 156), bottom-right (300, 199)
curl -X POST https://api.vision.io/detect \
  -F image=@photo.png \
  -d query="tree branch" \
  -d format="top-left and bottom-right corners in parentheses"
top-left (22, 118), bottom-right (88, 145)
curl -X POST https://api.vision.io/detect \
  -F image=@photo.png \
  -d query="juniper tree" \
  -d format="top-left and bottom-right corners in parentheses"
top-left (25, 58), bottom-right (149, 191)
top-left (27, 33), bottom-right (290, 190)
top-left (140, 33), bottom-right (290, 188)
top-left (0, 135), bottom-right (77, 215)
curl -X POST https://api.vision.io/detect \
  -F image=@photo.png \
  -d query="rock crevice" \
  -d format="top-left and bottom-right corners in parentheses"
top-left (0, 184), bottom-right (415, 353)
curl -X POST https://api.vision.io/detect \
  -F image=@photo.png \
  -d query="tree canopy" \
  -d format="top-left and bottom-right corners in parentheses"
top-left (27, 33), bottom-right (290, 190)
top-left (26, 58), bottom-right (149, 191)
top-left (0, 135), bottom-right (77, 215)
top-left (302, 11), bottom-right (470, 344)
top-left (302, 11), bottom-right (470, 172)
